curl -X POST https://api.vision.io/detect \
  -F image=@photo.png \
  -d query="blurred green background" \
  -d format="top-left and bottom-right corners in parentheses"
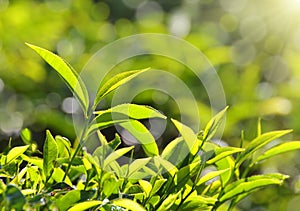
top-left (1, 0), bottom-right (300, 209)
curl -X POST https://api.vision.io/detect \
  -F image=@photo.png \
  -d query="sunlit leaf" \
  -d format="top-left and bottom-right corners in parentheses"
top-left (157, 192), bottom-right (180, 211)
top-left (94, 68), bottom-right (150, 108)
top-left (139, 180), bottom-right (152, 197)
top-left (55, 190), bottom-right (81, 211)
top-left (203, 106), bottom-right (228, 141)
top-left (112, 198), bottom-right (146, 211)
top-left (6, 145), bottom-right (29, 164)
top-left (43, 130), bottom-right (58, 179)
top-left (20, 128), bottom-right (31, 145)
top-left (220, 174), bottom-right (289, 202)
top-left (256, 141), bottom-right (300, 162)
top-left (68, 200), bottom-right (102, 211)
top-left (154, 156), bottom-right (178, 177)
top-left (171, 119), bottom-right (198, 156)
top-left (237, 130), bottom-right (292, 166)
top-left (103, 146), bottom-right (134, 168)
top-left (128, 158), bottom-right (152, 177)
top-left (94, 103), bottom-right (166, 120)
top-left (55, 136), bottom-right (71, 158)
top-left (119, 120), bottom-right (159, 156)
top-left (196, 169), bottom-right (229, 186)
top-left (151, 179), bottom-right (167, 196)
top-left (26, 43), bottom-right (89, 115)
top-left (21, 154), bottom-right (43, 169)
top-left (52, 167), bottom-right (73, 187)
top-left (206, 147), bottom-right (244, 165)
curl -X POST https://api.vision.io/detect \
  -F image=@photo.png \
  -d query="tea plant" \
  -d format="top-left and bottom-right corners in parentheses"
top-left (0, 44), bottom-right (300, 210)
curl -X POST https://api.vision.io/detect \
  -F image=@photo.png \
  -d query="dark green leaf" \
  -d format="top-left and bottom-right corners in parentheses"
top-left (5, 185), bottom-right (26, 211)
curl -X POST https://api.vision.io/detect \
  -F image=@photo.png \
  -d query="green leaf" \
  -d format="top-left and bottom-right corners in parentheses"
top-left (203, 106), bottom-right (228, 141)
top-left (52, 167), bottom-right (73, 187)
top-left (87, 120), bottom-right (128, 136)
top-left (206, 147), bottom-right (244, 165)
top-left (151, 179), bottom-right (167, 196)
top-left (103, 146), bottom-right (134, 168)
top-left (55, 190), bottom-right (81, 211)
top-left (94, 68), bottom-right (150, 108)
top-left (112, 198), bottom-right (146, 211)
top-left (154, 156), bottom-right (178, 177)
top-left (220, 174), bottom-right (289, 202)
top-left (94, 103), bottom-right (166, 120)
top-left (55, 136), bottom-right (71, 157)
top-left (139, 180), bottom-right (152, 197)
top-left (196, 169), bottom-right (229, 186)
top-left (128, 157), bottom-right (152, 177)
top-left (20, 128), bottom-right (31, 145)
top-left (43, 130), bottom-right (58, 179)
top-left (183, 195), bottom-right (217, 207)
top-left (21, 154), bottom-right (43, 169)
top-left (157, 192), bottom-right (180, 211)
top-left (6, 145), bottom-right (29, 164)
top-left (26, 43), bottom-right (89, 115)
top-left (256, 141), bottom-right (300, 162)
top-left (5, 185), bottom-right (26, 211)
top-left (68, 200), bottom-right (102, 211)
top-left (119, 120), bottom-right (159, 156)
top-left (237, 130), bottom-right (292, 166)
top-left (171, 119), bottom-right (198, 156)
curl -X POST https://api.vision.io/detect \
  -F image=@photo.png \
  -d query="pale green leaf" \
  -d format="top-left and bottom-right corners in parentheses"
top-left (220, 174), bottom-right (289, 202)
top-left (171, 119), bottom-right (198, 156)
top-left (112, 198), bottom-right (146, 211)
top-left (151, 179), bottom-right (167, 196)
top-left (20, 128), bottom-right (31, 145)
top-left (68, 201), bottom-right (102, 211)
top-left (196, 169), bottom-right (229, 186)
top-left (128, 157), bottom-right (152, 177)
top-left (43, 130), bottom-right (58, 178)
top-left (154, 156), bottom-right (178, 177)
top-left (94, 68), bottom-right (150, 108)
top-left (94, 103), bottom-right (166, 120)
top-left (119, 120), bottom-right (159, 156)
top-left (103, 146), bottom-right (134, 168)
top-left (21, 154), bottom-right (43, 169)
top-left (26, 43), bottom-right (89, 115)
top-left (55, 190), bottom-right (81, 211)
top-left (157, 192), bottom-right (180, 211)
top-left (139, 180), bottom-right (152, 197)
top-left (203, 106), bottom-right (228, 141)
top-left (238, 130), bottom-right (292, 166)
top-left (256, 141), bottom-right (300, 162)
top-left (206, 147), bottom-right (244, 165)
top-left (52, 167), bottom-right (73, 187)
top-left (6, 145), bottom-right (29, 164)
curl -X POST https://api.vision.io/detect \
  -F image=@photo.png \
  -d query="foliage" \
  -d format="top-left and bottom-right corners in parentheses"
top-left (0, 46), bottom-right (299, 210)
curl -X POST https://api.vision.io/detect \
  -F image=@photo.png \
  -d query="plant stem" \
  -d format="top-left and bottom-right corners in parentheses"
top-left (62, 111), bottom-right (93, 181)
